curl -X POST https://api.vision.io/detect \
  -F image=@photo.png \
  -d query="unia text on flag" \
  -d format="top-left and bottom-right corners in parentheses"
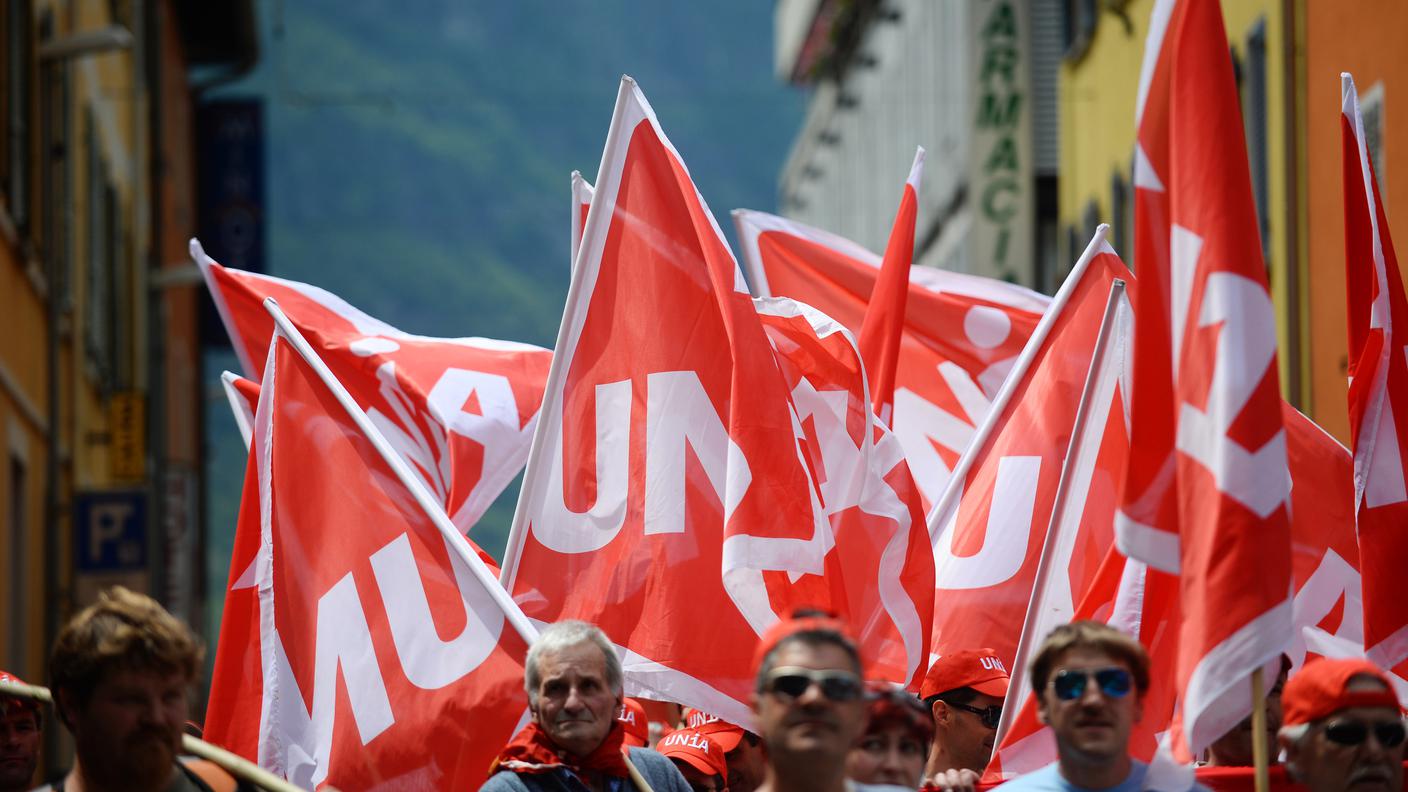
top-left (1342, 73), bottom-right (1408, 672)
top-left (857, 147), bottom-right (924, 425)
top-left (193, 240), bottom-right (552, 536)
top-left (733, 209), bottom-right (1049, 510)
top-left (206, 300), bottom-right (534, 789)
top-left (500, 76), bottom-right (835, 728)
top-left (925, 227), bottom-right (1133, 667)
top-left (1116, 0), bottom-right (1292, 763)
top-left (754, 295), bottom-right (934, 689)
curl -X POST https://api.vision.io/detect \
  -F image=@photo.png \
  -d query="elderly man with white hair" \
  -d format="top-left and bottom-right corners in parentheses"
top-left (1278, 657), bottom-right (1406, 792)
top-left (484, 620), bottom-right (691, 792)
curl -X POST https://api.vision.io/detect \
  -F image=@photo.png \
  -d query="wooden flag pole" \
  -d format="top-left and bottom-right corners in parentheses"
top-left (1251, 666), bottom-right (1269, 792)
top-left (623, 752), bottom-right (656, 792)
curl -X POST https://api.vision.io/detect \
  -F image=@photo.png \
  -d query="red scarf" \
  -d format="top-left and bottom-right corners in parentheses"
top-left (489, 721), bottom-right (630, 780)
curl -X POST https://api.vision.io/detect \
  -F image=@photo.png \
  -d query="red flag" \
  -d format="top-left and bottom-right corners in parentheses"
top-left (502, 77), bottom-right (836, 727)
top-left (734, 209), bottom-right (1048, 509)
top-left (1117, 0), bottom-right (1292, 761)
top-left (857, 147), bottom-right (925, 425)
top-left (755, 295), bottom-right (935, 689)
top-left (1342, 72), bottom-right (1408, 670)
top-left (194, 241), bottom-right (552, 535)
top-left (206, 306), bottom-right (532, 788)
top-left (926, 230), bottom-right (1132, 667)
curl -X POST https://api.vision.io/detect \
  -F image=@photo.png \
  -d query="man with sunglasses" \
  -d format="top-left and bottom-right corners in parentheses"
top-left (919, 649), bottom-right (1009, 787)
top-left (750, 612), bottom-right (902, 792)
top-left (1278, 657), bottom-right (1405, 792)
top-left (998, 621), bottom-right (1183, 791)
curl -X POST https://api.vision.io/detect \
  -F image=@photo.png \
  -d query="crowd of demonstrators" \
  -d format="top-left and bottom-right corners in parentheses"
top-left (14, 589), bottom-right (1407, 792)
top-left (918, 649), bottom-right (1010, 790)
top-left (484, 620), bottom-right (691, 792)
top-left (846, 681), bottom-right (933, 789)
top-left (1278, 657), bottom-right (1405, 792)
top-left (0, 672), bottom-right (41, 792)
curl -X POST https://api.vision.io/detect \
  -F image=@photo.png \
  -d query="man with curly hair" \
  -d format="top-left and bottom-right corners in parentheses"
top-left (40, 586), bottom-right (217, 792)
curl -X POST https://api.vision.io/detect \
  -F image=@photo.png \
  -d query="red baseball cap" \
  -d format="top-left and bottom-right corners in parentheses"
top-left (617, 698), bottom-right (649, 747)
top-left (751, 611), bottom-right (859, 673)
top-left (1282, 658), bottom-right (1403, 727)
top-left (681, 708), bottom-right (748, 753)
top-left (920, 649), bottom-right (1010, 700)
top-left (655, 728), bottom-right (728, 782)
top-left (0, 670), bottom-right (39, 713)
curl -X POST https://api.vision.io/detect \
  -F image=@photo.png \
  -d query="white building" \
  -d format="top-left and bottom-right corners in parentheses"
top-left (774, 0), bottom-right (1062, 291)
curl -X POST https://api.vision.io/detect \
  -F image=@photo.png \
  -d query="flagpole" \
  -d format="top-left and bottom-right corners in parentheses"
top-left (1251, 667), bottom-right (1269, 792)
top-left (263, 298), bottom-right (540, 646)
top-left (991, 278), bottom-right (1127, 750)
top-left (926, 224), bottom-right (1112, 540)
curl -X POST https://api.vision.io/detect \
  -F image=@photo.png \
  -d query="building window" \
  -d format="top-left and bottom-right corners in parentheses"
top-left (85, 112), bottom-right (115, 390)
top-left (1110, 170), bottom-right (1132, 259)
top-left (7, 454), bottom-right (26, 670)
top-left (39, 10), bottom-right (71, 302)
top-left (1360, 81), bottom-right (1387, 195)
top-left (1061, 0), bottom-right (1099, 61)
top-left (1242, 18), bottom-right (1270, 268)
top-left (4, 0), bottom-right (34, 232)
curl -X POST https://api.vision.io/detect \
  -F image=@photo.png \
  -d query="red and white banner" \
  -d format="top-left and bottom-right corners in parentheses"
top-left (1342, 72), bottom-right (1408, 670)
top-left (1116, 0), bottom-right (1292, 761)
top-left (925, 229), bottom-right (1132, 667)
top-left (857, 147), bottom-right (925, 425)
top-left (195, 240), bottom-right (553, 535)
top-left (755, 296), bottom-right (934, 689)
top-left (733, 209), bottom-right (1049, 510)
top-left (206, 307), bottom-right (532, 789)
top-left (502, 77), bottom-right (857, 727)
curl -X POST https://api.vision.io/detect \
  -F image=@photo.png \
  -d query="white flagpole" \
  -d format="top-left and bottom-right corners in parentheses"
top-left (992, 277), bottom-right (1127, 750)
top-left (263, 297), bottom-right (539, 645)
top-left (926, 224), bottom-right (1113, 539)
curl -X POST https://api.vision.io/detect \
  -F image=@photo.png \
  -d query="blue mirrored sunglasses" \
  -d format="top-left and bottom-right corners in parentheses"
top-left (1051, 667), bottom-right (1132, 701)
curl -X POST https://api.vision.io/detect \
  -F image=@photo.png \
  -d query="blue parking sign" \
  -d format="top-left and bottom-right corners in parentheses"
top-left (74, 491), bottom-right (147, 572)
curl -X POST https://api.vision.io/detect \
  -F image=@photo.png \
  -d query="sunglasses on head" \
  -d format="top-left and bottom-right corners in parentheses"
top-left (1050, 667), bottom-right (1132, 701)
top-left (946, 701), bottom-right (1003, 729)
top-left (764, 666), bottom-right (863, 702)
top-left (1322, 719), bottom-right (1408, 748)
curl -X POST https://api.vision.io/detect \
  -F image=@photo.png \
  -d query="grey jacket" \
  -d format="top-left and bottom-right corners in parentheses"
top-left (479, 746), bottom-right (692, 792)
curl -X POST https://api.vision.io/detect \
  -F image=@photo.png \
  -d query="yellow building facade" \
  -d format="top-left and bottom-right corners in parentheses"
top-left (0, 0), bottom-right (255, 731)
top-left (1058, 0), bottom-right (1303, 402)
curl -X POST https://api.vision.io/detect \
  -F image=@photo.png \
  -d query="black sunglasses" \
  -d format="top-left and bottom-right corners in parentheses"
top-left (1323, 719), bottom-right (1407, 748)
top-left (1051, 667), bottom-right (1132, 701)
top-left (947, 701), bottom-right (1003, 729)
top-left (764, 666), bottom-right (864, 702)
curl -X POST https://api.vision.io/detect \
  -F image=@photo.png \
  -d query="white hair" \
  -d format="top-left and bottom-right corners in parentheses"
top-left (524, 620), bottom-right (623, 708)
